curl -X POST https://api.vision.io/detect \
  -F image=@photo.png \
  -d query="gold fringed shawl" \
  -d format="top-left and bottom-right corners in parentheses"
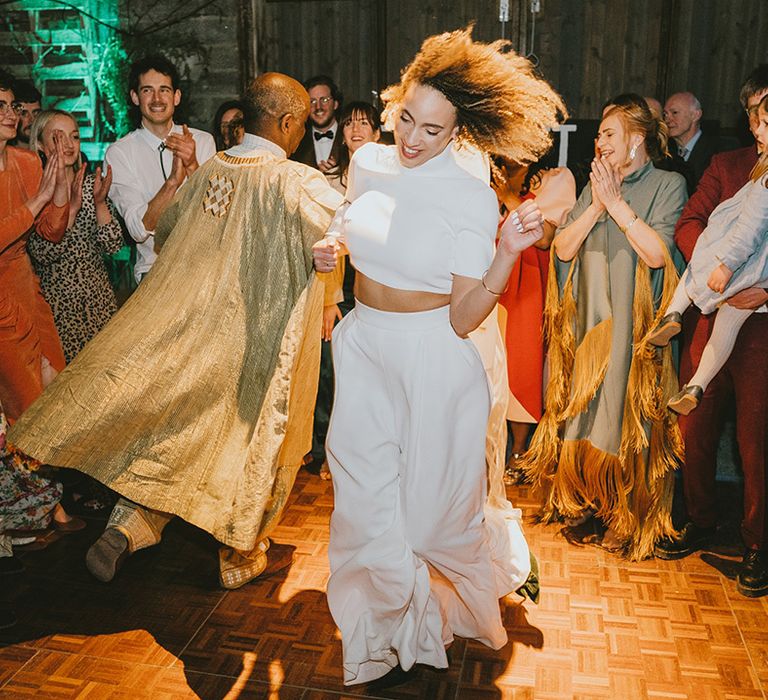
top-left (9, 151), bottom-right (343, 551)
top-left (522, 165), bottom-right (686, 560)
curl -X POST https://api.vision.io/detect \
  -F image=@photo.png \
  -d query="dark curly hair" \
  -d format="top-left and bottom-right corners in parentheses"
top-left (128, 55), bottom-right (181, 127)
top-left (303, 75), bottom-right (342, 107)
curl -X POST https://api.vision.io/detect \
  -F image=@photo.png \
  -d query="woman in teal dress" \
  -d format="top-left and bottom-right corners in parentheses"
top-left (523, 96), bottom-right (688, 560)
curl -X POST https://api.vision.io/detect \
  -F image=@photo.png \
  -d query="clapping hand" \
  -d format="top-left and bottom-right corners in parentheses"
top-left (92, 165), bottom-right (112, 205)
top-left (318, 157), bottom-right (335, 173)
top-left (67, 164), bottom-right (86, 228)
top-left (166, 150), bottom-right (187, 187)
top-left (590, 156), bottom-right (623, 213)
top-left (36, 149), bottom-right (59, 203)
top-left (165, 124), bottom-right (199, 175)
top-left (51, 130), bottom-right (70, 207)
top-left (498, 200), bottom-right (544, 255)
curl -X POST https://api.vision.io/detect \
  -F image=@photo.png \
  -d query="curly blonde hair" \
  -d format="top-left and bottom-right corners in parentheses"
top-left (382, 26), bottom-right (567, 165)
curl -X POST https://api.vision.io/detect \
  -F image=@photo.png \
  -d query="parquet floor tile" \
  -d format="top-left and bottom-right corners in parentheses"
top-left (0, 649), bottom-right (198, 698)
top-left (0, 473), bottom-right (766, 698)
top-left (0, 645), bottom-right (38, 686)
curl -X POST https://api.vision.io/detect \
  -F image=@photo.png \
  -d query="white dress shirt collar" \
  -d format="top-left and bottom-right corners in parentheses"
top-left (137, 122), bottom-right (178, 150)
top-left (678, 128), bottom-right (702, 160)
top-left (225, 132), bottom-right (286, 159)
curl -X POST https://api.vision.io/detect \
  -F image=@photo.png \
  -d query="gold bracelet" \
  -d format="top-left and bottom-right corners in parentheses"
top-left (619, 214), bottom-right (638, 234)
top-left (482, 269), bottom-right (507, 296)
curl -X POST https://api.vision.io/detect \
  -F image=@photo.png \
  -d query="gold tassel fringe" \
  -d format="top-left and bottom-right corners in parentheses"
top-left (523, 248), bottom-right (683, 560)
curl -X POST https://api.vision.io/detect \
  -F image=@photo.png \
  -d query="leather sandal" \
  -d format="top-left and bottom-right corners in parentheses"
top-left (53, 516), bottom-right (87, 533)
top-left (86, 528), bottom-right (130, 582)
top-left (667, 384), bottom-right (703, 415)
top-left (647, 311), bottom-right (682, 347)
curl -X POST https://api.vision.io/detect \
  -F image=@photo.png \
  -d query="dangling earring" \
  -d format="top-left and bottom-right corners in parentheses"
top-left (629, 143), bottom-right (638, 160)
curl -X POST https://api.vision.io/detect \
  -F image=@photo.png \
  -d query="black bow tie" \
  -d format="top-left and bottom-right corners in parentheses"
top-left (314, 130), bottom-right (333, 141)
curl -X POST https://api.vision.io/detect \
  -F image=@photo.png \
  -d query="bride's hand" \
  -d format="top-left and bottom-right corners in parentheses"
top-left (498, 200), bottom-right (544, 255)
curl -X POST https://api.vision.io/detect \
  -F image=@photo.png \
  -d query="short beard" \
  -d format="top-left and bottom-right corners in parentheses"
top-left (311, 114), bottom-right (335, 130)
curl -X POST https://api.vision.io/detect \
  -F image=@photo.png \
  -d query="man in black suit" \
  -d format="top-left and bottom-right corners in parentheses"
top-left (292, 75), bottom-right (341, 171)
top-left (664, 91), bottom-right (718, 192)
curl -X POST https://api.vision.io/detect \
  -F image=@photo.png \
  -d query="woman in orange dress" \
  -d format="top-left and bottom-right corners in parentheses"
top-left (0, 69), bottom-right (69, 422)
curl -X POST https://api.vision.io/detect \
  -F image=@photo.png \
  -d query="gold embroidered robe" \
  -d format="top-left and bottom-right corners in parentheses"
top-left (9, 147), bottom-right (343, 551)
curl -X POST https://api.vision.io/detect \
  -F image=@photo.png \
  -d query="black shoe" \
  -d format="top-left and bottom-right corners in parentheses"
top-left (737, 549), bottom-right (768, 598)
top-left (654, 522), bottom-right (715, 560)
top-left (369, 664), bottom-right (416, 689)
top-left (667, 384), bottom-right (703, 415)
top-left (647, 311), bottom-right (683, 347)
top-left (303, 456), bottom-right (325, 475)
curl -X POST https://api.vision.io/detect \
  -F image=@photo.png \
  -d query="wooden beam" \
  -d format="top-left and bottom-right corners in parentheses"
top-left (656, 0), bottom-right (678, 102)
top-left (374, 0), bottom-right (387, 103)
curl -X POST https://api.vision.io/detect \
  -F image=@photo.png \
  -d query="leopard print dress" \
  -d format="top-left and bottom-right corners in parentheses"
top-left (27, 173), bottom-right (124, 364)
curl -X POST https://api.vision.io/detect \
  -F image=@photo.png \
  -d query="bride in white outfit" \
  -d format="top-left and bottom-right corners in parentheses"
top-left (312, 27), bottom-right (566, 686)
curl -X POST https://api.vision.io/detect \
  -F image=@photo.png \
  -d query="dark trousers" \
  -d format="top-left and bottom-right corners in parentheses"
top-left (311, 300), bottom-right (354, 461)
top-left (678, 308), bottom-right (768, 549)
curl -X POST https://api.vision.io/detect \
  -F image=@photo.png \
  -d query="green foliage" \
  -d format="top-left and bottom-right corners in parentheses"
top-left (94, 36), bottom-right (130, 139)
top-left (117, 0), bottom-right (214, 125)
top-left (3, 0), bottom-right (219, 141)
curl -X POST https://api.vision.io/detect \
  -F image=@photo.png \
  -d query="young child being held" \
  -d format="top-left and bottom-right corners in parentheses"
top-left (648, 94), bottom-right (768, 414)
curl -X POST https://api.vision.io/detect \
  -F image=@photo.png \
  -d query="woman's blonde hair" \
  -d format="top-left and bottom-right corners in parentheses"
top-left (751, 94), bottom-right (768, 182)
top-left (381, 26), bottom-right (567, 165)
top-left (29, 109), bottom-right (82, 170)
top-left (603, 98), bottom-right (670, 163)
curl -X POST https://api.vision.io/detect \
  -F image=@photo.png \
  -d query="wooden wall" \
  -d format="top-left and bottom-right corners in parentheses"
top-left (5, 1), bottom-right (765, 139)
top-left (246, 0), bottom-right (768, 132)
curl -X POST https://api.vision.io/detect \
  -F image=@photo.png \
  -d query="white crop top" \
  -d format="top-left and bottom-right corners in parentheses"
top-left (325, 142), bottom-right (499, 294)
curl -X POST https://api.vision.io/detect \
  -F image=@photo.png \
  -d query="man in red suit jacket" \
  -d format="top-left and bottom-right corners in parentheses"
top-left (655, 66), bottom-right (768, 599)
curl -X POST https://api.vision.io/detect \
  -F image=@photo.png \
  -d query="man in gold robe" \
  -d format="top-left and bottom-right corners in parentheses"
top-left (9, 73), bottom-right (343, 588)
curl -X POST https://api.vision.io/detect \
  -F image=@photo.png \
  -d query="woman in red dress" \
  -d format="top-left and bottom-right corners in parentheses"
top-left (494, 158), bottom-right (576, 482)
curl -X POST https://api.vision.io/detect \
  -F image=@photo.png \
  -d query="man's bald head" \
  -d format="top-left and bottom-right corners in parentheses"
top-left (663, 91), bottom-right (703, 144)
top-left (242, 73), bottom-right (311, 154)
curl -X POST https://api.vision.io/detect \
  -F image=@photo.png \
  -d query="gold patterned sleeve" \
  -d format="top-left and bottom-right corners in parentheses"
top-left (296, 166), bottom-right (345, 296)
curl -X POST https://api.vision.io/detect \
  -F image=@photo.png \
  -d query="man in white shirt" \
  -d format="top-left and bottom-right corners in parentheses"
top-left (104, 55), bottom-right (216, 282)
top-left (292, 74), bottom-right (340, 171)
top-left (663, 91), bottom-right (717, 190)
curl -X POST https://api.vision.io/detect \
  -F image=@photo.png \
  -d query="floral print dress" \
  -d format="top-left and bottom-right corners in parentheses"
top-left (0, 404), bottom-right (61, 556)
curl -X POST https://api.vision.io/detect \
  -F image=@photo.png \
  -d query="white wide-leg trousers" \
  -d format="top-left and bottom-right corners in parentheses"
top-left (326, 302), bottom-right (515, 686)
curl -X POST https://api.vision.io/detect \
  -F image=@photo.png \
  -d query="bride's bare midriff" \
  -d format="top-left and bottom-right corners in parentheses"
top-left (354, 272), bottom-right (450, 312)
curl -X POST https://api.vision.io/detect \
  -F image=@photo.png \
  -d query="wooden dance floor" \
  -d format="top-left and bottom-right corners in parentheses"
top-left (0, 471), bottom-right (765, 699)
